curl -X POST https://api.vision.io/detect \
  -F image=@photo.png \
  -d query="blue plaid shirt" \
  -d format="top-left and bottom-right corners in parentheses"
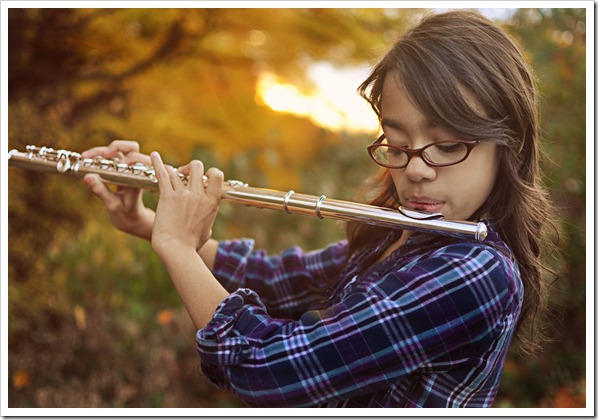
top-left (196, 230), bottom-right (522, 407)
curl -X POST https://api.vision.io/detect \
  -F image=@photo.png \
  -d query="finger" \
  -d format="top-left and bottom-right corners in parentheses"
top-left (106, 140), bottom-right (140, 156)
top-left (81, 146), bottom-right (110, 158)
top-left (81, 141), bottom-right (140, 159)
top-left (81, 140), bottom-right (139, 159)
top-left (83, 174), bottom-right (122, 210)
top-left (150, 152), bottom-right (173, 194)
top-left (120, 151), bottom-right (152, 166)
top-left (114, 184), bottom-right (143, 208)
top-left (204, 167), bottom-right (224, 200)
top-left (176, 162), bottom-right (191, 177)
top-left (187, 160), bottom-right (205, 193)
top-left (166, 164), bottom-right (185, 191)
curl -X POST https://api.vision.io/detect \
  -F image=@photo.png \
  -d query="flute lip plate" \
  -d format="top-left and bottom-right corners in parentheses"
top-left (398, 206), bottom-right (444, 220)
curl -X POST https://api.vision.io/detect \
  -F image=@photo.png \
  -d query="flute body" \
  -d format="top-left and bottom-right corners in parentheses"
top-left (8, 145), bottom-right (488, 241)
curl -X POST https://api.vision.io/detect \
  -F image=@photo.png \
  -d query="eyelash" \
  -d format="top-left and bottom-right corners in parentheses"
top-left (384, 136), bottom-right (454, 148)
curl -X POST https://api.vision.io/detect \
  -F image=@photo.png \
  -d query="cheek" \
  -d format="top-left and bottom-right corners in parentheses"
top-left (461, 153), bottom-right (500, 208)
top-left (389, 171), bottom-right (403, 196)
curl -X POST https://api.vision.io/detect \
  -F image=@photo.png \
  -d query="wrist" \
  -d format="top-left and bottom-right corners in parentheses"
top-left (127, 208), bottom-right (155, 240)
top-left (152, 236), bottom-right (195, 259)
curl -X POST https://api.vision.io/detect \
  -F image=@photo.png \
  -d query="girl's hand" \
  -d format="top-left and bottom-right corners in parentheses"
top-left (150, 152), bottom-right (224, 256)
top-left (81, 140), bottom-right (155, 240)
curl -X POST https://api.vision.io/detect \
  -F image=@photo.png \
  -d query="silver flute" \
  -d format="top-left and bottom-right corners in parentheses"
top-left (8, 145), bottom-right (488, 241)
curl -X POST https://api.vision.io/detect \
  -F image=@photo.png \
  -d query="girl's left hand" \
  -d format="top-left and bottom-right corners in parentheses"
top-left (149, 152), bottom-right (224, 256)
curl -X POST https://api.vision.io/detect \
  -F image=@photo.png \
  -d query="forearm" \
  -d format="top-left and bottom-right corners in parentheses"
top-left (198, 239), bottom-right (219, 270)
top-left (155, 243), bottom-right (229, 329)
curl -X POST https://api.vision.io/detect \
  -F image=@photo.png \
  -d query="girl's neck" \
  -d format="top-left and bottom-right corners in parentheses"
top-left (375, 230), bottom-right (413, 264)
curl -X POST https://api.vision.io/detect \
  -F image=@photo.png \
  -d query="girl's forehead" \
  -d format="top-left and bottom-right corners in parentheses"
top-left (379, 73), bottom-right (430, 120)
top-left (380, 71), bottom-right (488, 121)
top-left (379, 73), bottom-right (414, 109)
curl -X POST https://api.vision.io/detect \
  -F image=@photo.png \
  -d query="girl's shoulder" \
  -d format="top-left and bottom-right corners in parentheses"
top-left (406, 228), bottom-right (515, 267)
top-left (397, 231), bottom-right (522, 297)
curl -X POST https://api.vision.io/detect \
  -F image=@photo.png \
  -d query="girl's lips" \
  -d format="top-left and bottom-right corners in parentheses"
top-left (405, 199), bottom-right (444, 212)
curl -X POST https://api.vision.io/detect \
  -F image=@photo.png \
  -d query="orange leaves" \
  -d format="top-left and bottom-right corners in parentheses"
top-left (551, 386), bottom-right (586, 408)
top-left (156, 310), bottom-right (174, 326)
top-left (12, 370), bottom-right (31, 390)
top-left (545, 378), bottom-right (587, 408)
top-left (74, 305), bottom-right (87, 331)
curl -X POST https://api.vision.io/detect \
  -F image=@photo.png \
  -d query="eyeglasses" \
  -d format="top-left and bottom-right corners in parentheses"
top-left (367, 135), bottom-right (481, 169)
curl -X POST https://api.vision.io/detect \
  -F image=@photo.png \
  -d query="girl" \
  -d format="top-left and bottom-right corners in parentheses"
top-left (82, 10), bottom-right (556, 407)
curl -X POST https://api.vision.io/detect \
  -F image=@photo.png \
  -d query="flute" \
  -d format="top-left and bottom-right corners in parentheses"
top-left (8, 145), bottom-right (488, 241)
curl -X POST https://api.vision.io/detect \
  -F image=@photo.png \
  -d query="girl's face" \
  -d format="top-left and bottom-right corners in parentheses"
top-left (380, 73), bottom-right (499, 221)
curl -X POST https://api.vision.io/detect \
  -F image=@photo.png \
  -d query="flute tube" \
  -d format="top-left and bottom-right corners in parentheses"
top-left (222, 187), bottom-right (486, 240)
top-left (8, 146), bottom-right (487, 241)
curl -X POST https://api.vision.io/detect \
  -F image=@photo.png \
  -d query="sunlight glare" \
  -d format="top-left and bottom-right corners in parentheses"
top-left (259, 77), bottom-right (310, 114)
top-left (257, 64), bottom-right (379, 133)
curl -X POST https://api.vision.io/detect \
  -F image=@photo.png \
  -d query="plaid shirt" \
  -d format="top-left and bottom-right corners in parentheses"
top-left (196, 230), bottom-right (522, 408)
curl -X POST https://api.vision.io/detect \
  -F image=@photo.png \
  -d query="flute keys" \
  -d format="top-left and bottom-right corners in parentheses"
top-left (56, 150), bottom-right (71, 173)
top-left (70, 152), bottom-right (81, 172)
top-left (130, 162), bottom-right (147, 175)
top-left (227, 180), bottom-right (248, 188)
top-left (55, 150), bottom-right (81, 173)
top-left (101, 159), bottom-right (117, 171)
top-left (145, 168), bottom-right (157, 182)
top-left (116, 162), bottom-right (129, 172)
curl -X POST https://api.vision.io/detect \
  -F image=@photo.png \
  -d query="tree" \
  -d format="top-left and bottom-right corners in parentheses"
top-left (7, 8), bottom-right (419, 408)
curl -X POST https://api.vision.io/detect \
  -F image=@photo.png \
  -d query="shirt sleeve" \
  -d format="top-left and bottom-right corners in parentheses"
top-left (197, 242), bottom-right (521, 407)
top-left (212, 239), bottom-right (348, 318)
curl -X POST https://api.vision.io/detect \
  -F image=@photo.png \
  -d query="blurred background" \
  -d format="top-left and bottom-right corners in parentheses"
top-left (6, 7), bottom-right (587, 408)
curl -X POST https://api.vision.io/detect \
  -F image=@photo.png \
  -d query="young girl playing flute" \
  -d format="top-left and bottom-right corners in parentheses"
top-left (82, 10), bottom-right (557, 407)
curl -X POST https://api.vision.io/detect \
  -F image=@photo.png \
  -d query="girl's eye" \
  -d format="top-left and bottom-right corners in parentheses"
top-left (434, 142), bottom-right (466, 154)
top-left (425, 142), bottom-right (470, 165)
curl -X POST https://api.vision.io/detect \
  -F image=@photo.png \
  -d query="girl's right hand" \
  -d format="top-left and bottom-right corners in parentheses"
top-left (81, 140), bottom-right (155, 240)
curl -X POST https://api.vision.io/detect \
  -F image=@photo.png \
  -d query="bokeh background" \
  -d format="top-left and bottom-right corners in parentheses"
top-left (6, 7), bottom-right (587, 408)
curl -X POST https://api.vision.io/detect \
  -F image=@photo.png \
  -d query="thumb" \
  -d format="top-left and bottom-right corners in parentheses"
top-left (83, 174), bottom-right (120, 208)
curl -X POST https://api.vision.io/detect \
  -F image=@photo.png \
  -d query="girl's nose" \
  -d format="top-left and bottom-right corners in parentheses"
top-left (403, 156), bottom-right (437, 182)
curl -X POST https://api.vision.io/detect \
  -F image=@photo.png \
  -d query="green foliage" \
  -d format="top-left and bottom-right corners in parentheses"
top-left (7, 7), bottom-right (587, 408)
top-left (491, 8), bottom-right (587, 409)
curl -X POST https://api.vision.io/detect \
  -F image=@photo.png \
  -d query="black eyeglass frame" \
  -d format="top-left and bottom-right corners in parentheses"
top-left (367, 134), bottom-right (481, 169)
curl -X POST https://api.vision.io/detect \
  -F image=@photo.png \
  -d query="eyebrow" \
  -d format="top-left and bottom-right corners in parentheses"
top-left (381, 117), bottom-right (437, 133)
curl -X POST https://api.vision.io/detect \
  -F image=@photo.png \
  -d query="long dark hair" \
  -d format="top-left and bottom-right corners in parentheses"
top-left (349, 10), bottom-right (558, 353)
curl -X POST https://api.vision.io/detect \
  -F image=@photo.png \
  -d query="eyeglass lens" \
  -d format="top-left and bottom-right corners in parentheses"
top-left (370, 142), bottom-right (471, 168)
